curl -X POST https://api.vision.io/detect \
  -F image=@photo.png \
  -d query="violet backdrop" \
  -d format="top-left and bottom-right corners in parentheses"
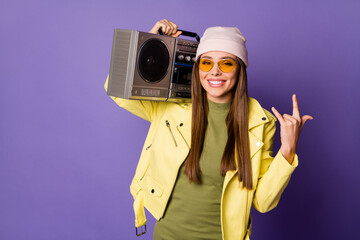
top-left (1, 0), bottom-right (359, 239)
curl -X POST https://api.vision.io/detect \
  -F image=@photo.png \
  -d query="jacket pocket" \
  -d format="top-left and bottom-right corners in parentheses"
top-left (141, 173), bottom-right (164, 198)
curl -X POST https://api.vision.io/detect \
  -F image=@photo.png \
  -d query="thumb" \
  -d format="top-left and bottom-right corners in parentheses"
top-left (173, 30), bottom-right (182, 38)
top-left (301, 115), bottom-right (314, 128)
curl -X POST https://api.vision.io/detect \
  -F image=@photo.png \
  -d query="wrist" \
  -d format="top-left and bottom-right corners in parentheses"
top-left (280, 146), bottom-right (295, 164)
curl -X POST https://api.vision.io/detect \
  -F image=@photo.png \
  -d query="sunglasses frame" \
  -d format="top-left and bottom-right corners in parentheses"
top-left (198, 58), bottom-right (239, 73)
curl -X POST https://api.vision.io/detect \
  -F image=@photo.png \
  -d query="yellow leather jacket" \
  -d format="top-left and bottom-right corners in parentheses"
top-left (105, 78), bottom-right (298, 240)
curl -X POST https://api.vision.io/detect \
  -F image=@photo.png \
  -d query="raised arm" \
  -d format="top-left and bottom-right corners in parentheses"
top-left (253, 94), bottom-right (313, 212)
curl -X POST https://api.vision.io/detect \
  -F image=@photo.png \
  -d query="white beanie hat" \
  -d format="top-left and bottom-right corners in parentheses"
top-left (195, 26), bottom-right (248, 67)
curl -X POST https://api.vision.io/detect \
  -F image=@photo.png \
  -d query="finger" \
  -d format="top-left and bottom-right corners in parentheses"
top-left (172, 30), bottom-right (182, 38)
top-left (159, 21), bottom-right (169, 34)
top-left (300, 115), bottom-right (314, 128)
top-left (150, 19), bottom-right (169, 34)
top-left (292, 94), bottom-right (301, 120)
top-left (157, 20), bottom-right (168, 34)
top-left (149, 20), bottom-right (163, 34)
top-left (271, 107), bottom-right (286, 126)
top-left (163, 25), bottom-right (170, 35)
top-left (302, 115), bottom-right (314, 121)
top-left (168, 21), bottom-right (178, 34)
top-left (161, 19), bottom-right (173, 35)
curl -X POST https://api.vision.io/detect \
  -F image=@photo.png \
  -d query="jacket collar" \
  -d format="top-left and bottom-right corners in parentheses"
top-left (247, 97), bottom-right (270, 129)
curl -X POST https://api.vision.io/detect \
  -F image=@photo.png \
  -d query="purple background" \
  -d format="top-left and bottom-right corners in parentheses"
top-left (1, 0), bottom-right (359, 239)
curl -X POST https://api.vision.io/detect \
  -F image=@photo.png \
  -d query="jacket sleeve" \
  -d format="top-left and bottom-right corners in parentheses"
top-left (252, 115), bottom-right (298, 213)
top-left (104, 76), bottom-right (160, 122)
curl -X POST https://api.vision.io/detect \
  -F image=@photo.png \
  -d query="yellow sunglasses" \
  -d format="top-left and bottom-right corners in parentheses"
top-left (198, 58), bottom-right (238, 73)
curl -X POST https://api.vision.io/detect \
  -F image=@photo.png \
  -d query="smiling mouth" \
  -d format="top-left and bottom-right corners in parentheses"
top-left (208, 79), bottom-right (226, 88)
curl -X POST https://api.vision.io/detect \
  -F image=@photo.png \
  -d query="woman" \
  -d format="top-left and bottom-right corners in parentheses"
top-left (105, 19), bottom-right (313, 240)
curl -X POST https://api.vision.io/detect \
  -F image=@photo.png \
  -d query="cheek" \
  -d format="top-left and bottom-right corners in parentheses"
top-left (227, 73), bottom-right (238, 90)
top-left (199, 71), bottom-right (207, 87)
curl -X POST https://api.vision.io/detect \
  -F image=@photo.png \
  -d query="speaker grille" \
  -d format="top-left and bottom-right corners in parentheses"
top-left (137, 39), bottom-right (170, 82)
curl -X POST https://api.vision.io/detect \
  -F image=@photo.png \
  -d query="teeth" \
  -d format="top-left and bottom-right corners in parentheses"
top-left (209, 81), bottom-right (223, 84)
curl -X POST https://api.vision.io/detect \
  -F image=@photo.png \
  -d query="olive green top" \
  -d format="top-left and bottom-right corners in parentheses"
top-left (153, 100), bottom-right (231, 240)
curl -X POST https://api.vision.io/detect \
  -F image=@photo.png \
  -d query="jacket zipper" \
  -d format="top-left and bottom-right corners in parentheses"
top-left (165, 120), bottom-right (177, 147)
top-left (176, 125), bottom-right (189, 149)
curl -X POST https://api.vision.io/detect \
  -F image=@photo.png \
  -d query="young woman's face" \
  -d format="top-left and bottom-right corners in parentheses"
top-left (198, 51), bottom-right (239, 103)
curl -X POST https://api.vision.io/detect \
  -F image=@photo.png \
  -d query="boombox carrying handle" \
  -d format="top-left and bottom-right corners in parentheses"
top-left (158, 27), bottom-right (200, 42)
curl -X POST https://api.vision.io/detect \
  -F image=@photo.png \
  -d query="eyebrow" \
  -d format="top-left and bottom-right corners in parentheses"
top-left (201, 56), bottom-right (236, 61)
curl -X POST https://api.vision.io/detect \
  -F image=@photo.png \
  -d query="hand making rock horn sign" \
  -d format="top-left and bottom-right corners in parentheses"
top-left (271, 94), bottom-right (314, 164)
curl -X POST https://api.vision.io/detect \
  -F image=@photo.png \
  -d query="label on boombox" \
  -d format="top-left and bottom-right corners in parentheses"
top-left (107, 29), bottom-right (198, 102)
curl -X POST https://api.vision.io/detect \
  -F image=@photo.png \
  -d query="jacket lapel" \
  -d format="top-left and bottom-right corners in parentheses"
top-left (247, 97), bottom-right (270, 129)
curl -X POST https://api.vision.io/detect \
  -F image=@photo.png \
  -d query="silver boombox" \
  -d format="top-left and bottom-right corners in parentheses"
top-left (107, 28), bottom-right (199, 102)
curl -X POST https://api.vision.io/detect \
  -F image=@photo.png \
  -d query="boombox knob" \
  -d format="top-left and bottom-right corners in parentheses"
top-left (178, 55), bottom-right (184, 61)
top-left (185, 56), bottom-right (191, 62)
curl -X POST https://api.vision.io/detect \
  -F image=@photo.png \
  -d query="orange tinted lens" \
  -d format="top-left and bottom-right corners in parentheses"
top-left (199, 59), bottom-right (214, 72)
top-left (218, 59), bottom-right (236, 72)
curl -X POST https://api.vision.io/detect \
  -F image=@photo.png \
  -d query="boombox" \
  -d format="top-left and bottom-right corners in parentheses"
top-left (106, 28), bottom-right (199, 102)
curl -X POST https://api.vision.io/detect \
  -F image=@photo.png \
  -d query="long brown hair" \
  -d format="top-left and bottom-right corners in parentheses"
top-left (183, 58), bottom-right (253, 189)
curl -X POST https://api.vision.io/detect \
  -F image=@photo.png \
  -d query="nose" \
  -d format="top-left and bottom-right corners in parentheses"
top-left (210, 63), bottom-right (221, 76)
